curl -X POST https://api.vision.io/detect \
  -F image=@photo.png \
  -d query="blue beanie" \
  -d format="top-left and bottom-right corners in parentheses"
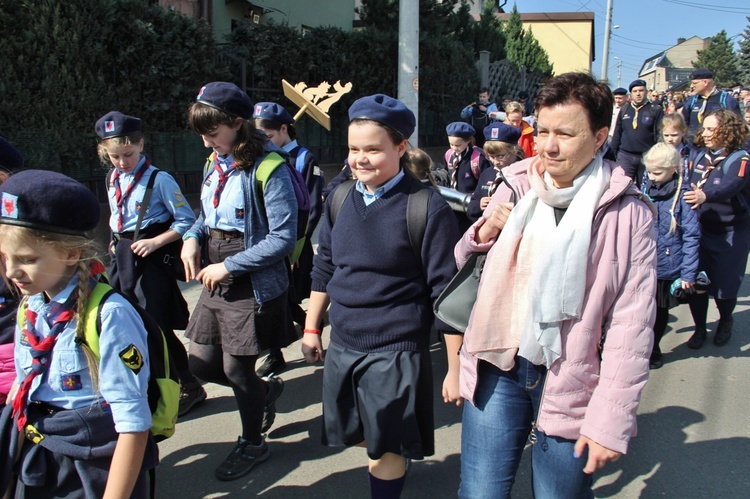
top-left (0, 170), bottom-right (100, 236)
top-left (95, 111), bottom-right (142, 140)
top-left (196, 82), bottom-right (253, 120)
top-left (253, 102), bottom-right (295, 125)
top-left (483, 122), bottom-right (521, 144)
top-left (446, 122), bottom-right (475, 139)
top-left (348, 94), bottom-right (416, 139)
top-left (629, 79), bottom-right (647, 92)
top-left (690, 68), bottom-right (714, 80)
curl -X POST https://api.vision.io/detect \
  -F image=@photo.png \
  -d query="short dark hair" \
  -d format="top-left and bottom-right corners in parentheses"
top-left (534, 72), bottom-right (613, 133)
top-left (479, 87), bottom-right (490, 95)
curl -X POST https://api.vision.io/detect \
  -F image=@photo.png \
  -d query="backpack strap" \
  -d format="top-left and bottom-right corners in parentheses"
top-left (444, 150), bottom-right (452, 168)
top-left (133, 169), bottom-right (160, 240)
top-left (406, 181), bottom-right (433, 270)
top-left (328, 179), bottom-right (356, 226)
top-left (720, 90), bottom-right (727, 108)
top-left (255, 152), bottom-right (286, 195)
top-left (202, 152), bottom-right (215, 178)
top-left (470, 148), bottom-right (481, 179)
top-left (85, 282), bottom-right (117, 358)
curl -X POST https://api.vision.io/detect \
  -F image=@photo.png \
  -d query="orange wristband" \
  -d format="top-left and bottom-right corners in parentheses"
top-left (303, 328), bottom-right (322, 335)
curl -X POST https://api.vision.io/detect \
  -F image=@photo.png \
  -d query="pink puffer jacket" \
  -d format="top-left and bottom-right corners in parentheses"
top-left (0, 342), bottom-right (15, 405)
top-left (456, 160), bottom-right (657, 454)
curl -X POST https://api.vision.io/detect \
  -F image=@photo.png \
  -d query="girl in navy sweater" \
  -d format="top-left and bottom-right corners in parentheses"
top-left (642, 143), bottom-right (700, 368)
top-left (302, 94), bottom-right (461, 499)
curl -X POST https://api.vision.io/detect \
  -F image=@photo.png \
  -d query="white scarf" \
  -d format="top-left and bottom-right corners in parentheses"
top-left (466, 153), bottom-right (610, 369)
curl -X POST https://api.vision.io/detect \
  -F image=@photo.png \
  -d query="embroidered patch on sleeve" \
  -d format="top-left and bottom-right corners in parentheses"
top-left (235, 208), bottom-right (245, 220)
top-left (24, 425), bottom-right (44, 444)
top-left (174, 190), bottom-right (184, 202)
top-left (119, 344), bottom-right (143, 374)
top-left (738, 158), bottom-right (748, 178)
top-left (61, 374), bottom-right (82, 391)
top-left (314, 166), bottom-right (322, 176)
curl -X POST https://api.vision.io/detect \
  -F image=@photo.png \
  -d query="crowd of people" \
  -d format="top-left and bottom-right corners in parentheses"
top-left (0, 67), bottom-right (747, 498)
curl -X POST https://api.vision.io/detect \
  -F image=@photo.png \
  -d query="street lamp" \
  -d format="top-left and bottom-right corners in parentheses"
top-left (601, 0), bottom-right (618, 83)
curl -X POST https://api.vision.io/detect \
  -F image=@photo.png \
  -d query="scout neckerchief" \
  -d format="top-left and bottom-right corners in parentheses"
top-left (112, 159), bottom-right (150, 232)
top-left (12, 291), bottom-right (78, 430)
top-left (12, 262), bottom-right (105, 430)
top-left (696, 148), bottom-right (727, 190)
top-left (449, 150), bottom-right (463, 190)
top-left (697, 88), bottom-right (719, 124)
top-left (212, 155), bottom-right (237, 208)
top-left (631, 101), bottom-right (648, 130)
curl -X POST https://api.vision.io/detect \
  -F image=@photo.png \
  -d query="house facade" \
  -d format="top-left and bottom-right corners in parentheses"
top-left (638, 36), bottom-right (710, 92)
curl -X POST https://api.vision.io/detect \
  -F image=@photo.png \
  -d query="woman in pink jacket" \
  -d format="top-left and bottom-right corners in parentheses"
top-left (455, 73), bottom-right (657, 498)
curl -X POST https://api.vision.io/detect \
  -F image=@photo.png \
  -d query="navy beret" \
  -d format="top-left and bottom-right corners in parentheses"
top-left (518, 90), bottom-right (529, 100)
top-left (253, 102), bottom-right (295, 125)
top-left (0, 136), bottom-right (24, 172)
top-left (446, 122), bottom-right (475, 139)
top-left (629, 80), bottom-right (647, 92)
top-left (348, 94), bottom-right (416, 139)
top-left (690, 68), bottom-right (714, 80)
top-left (0, 170), bottom-right (100, 237)
top-left (196, 82), bottom-right (253, 120)
top-left (613, 87), bottom-right (627, 95)
top-left (483, 122), bottom-right (521, 144)
top-left (95, 111), bottom-right (142, 140)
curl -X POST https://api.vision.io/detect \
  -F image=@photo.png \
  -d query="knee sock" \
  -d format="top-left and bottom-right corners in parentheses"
top-left (368, 473), bottom-right (405, 499)
top-left (715, 298), bottom-right (737, 322)
top-left (688, 293), bottom-right (709, 331)
top-left (224, 354), bottom-right (264, 445)
top-left (652, 307), bottom-right (669, 355)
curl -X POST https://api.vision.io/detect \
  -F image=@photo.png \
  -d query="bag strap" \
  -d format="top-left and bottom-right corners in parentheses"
top-left (470, 148), bottom-right (481, 179)
top-left (295, 148), bottom-right (308, 173)
top-left (406, 181), bottom-right (432, 270)
top-left (133, 169), bottom-right (160, 240)
top-left (328, 179), bottom-right (356, 226)
top-left (85, 282), bottom-right (116, 358)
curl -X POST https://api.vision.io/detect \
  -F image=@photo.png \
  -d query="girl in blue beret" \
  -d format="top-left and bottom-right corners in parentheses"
top-left (95, 111), bottom-right (205, 418)
top-left (181, 82), bottom-right (297, 481)
top-left (253, 102), bottom-right (325, 376)
top-left (302, 94), bottom-right (462, 499)
top-left (0, 170), bottom-right (157, 497)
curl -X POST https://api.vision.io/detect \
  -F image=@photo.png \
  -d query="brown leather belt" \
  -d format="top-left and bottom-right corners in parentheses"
top-left (209, 228), bottom-right (243, 240)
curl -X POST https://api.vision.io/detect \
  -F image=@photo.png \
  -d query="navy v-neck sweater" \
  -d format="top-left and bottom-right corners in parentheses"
top-left (312, 175), bottom-right (461, 352)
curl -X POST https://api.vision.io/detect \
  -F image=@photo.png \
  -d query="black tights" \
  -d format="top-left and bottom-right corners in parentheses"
top-left (188, 342), bottom-right (266, 445)
top-left (688, 293), bottom-right (737, 331)
top-left (652, 307), bottom-right (670, 356)
top-left (162, 327), bottom-right (193, 384)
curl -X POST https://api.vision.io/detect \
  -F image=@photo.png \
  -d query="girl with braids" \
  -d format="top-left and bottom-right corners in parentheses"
top-left (642, 143), bottom-right (700, 368)
top-left (181, 82), bottom-right (295, 481)
top-left (0, 170), bottom-right (157, 497)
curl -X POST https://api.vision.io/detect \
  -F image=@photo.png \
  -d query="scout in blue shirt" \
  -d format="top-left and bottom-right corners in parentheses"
top-left (681, 68), bottom-right (741, 141)
top-left (96, 111), bottom-right (206, 417)
top-left (253, 102), bottom-right (325, 376)
top-left (181, 82), bottom-right (294, 482)
top-left (683, 109), bottom-right (750, 350)
top-left (0, 170), bottom-right (156, 497)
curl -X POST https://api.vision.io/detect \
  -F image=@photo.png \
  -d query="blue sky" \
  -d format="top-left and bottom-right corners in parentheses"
top-left (513, 0), bottom-right (750, 88)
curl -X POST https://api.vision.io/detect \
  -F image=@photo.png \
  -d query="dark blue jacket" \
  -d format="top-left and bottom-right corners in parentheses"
top-left (445, 146), bottom-right (492, 194)
top-left (688, 148), bottom-right (750, 232)
top-left (642, 175), bottom-right (700, 282)
top-left (682, 90), bottom-right (741, 138)
top-left (610, 101), bottom-right (663, 156)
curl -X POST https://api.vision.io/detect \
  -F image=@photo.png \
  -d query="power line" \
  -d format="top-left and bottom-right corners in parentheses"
top-left (659, 0), bottom-right (750, 14)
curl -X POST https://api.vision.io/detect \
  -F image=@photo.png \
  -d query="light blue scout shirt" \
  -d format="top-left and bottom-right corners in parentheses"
top-left (201, 153), bottom-right (246, 232)
top-left (14, 276), bottom-right (152, 433)
top-left (355, 169), bottom-right (405, 206)
top-left (107, 156), bottom-right (195, 235)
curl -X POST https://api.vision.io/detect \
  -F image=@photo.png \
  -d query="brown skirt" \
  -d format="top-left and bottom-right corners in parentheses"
top-left (184, 236), bottom-right (293, 355)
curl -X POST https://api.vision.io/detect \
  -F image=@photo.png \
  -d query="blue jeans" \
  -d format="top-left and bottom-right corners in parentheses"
top-left (459, 357), bottom-right (593, 499)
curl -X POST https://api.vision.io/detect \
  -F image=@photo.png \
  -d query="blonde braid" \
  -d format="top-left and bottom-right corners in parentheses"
top-left (74, 260), bottom-right (100, 391)
top-left (668, 172), bottom-right (684, 235)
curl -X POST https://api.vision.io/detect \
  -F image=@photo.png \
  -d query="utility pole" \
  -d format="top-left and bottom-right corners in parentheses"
top-left (398, 0), bottom-right (419, 145)
top-left (601, 0), bottom-right (614, 83)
